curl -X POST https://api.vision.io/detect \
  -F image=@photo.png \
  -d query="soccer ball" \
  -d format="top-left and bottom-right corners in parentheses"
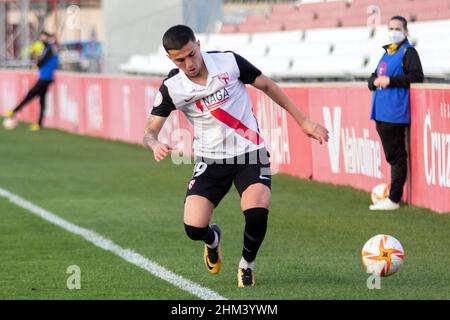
top-left (371, 183), bottom-right (390, 204)
top-left (362, 234), bottom-right (405, 277)
top-left (2, 117), bottom-right (18, 130)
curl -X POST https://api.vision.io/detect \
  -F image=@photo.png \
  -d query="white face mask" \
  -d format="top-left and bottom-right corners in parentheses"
top-left (388, 30), bottom-right (406, 44)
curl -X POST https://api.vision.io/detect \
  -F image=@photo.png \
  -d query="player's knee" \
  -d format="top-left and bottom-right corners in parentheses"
top-left (242, 185), bottom-right (271, 210)
top-left (256, 190), bottom-right (271, 208)
top-left (184, 224), bottom-right (209, 241)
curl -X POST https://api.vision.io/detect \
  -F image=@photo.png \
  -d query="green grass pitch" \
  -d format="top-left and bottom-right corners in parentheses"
top-left (1, 120), bottom-right (450, 300)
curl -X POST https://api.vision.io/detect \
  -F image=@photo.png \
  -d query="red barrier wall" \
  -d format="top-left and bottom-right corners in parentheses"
top-left (0, 70), bottom-right (40, 124)
top-left (251, 87), bottom-right (312, 178)
top-left (307, 85), bottom-right (391, 193)
top-left (410, 86), bottom-right (450, 213)
top-left (1, 70), bottom-right (449, 213)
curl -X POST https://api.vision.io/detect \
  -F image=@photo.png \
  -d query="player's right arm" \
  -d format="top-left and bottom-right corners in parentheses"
top-left (143, 115), bottom-right (173, 162)
top-left (143, 78), bottom-right (177, 162)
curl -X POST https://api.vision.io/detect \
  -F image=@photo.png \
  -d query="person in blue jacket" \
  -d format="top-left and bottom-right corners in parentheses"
top-left (368, 16), bottom-right (424, 210)
top-left (5, 31), bottom-right (59, 131)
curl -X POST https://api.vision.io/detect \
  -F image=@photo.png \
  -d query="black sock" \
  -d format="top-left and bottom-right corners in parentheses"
top-left (184, 224), bottom-right (216, 245)
top-left (242, 208), bottom-right (269, 263)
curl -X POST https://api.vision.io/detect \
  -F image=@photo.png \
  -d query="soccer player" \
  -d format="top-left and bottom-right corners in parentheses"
top-left (4, 31), bottom-right (59, 131)
top-left (143, 25), bottom-right (329, 287)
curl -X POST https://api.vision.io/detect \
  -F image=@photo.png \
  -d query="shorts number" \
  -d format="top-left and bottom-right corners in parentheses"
top-left (193, 162), bottom-right (208, 177)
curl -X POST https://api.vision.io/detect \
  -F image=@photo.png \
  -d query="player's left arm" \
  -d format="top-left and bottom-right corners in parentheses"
top-left (251, 74), bottom-right (329, 144)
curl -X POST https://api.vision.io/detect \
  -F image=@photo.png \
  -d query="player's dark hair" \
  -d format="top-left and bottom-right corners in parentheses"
top-left (390, 16), bottom-right (408, 30)
top-left (163, 25), bottom-right (196, 52)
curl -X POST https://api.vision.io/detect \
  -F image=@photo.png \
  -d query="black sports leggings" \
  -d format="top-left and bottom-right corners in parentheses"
top-left (376, 121), bottom-right (408, 203)
top-left (13, 79), bottom-right (53, 127)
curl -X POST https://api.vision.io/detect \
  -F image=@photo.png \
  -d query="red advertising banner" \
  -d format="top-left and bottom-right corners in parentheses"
top-left (1, 70), bottom-right (449, 213)
top-left (250, 87), bottom-right (312, 179)
top-left (0, 70), bottom-right (39, 124)
top-left (106, 76), bottom-right (148, 144)
top-left (307, 85), bottom-right (391, 193)
top-left (53, 73), bottom-right (85, 134)
top-left (81, 75), bottom-right (111, 139)
top-left (410, 87), bottom-right (450, 213)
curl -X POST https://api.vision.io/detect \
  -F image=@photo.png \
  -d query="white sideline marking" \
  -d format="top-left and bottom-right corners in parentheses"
top-left (0, 187), bottom-right (226, 300)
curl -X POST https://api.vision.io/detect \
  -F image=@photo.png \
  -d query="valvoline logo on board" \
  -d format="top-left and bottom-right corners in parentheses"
top-left (377, 62), bottom-right (387, 77)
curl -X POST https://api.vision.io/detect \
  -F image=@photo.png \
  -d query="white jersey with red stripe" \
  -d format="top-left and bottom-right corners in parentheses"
top-left (151, 51), bottom-right (265, 159)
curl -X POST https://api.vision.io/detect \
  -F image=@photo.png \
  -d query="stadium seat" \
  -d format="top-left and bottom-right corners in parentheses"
top-left (251, 30), bottom-right (304, 47)
top-left (120, 53), bottom-right (176, 76)
top-left (145, 54), bottom-right (177, 76)
top-left (271, 3), bottom-right (298, 14)
top-left (414, 37), bottom-right (450, 53)
top-left (303, 26), bottom-right (371, 44)
top-left (369, 25), bottom-right (390, 46)
top-left (207, 33), bottom-right (251, 51)
top-left (196, 33), bottom-right (210, 48)
top-left (219, 24), bottom-right (239, 33)
top-left (355, 52), bottom-right (385, 78)
top-left (414, 10), bottom-right (450, 22)
top-left (296, 0), bottom-right (348, 14)
top-left (284, 18), bottom-right (341, 30)
top-left (419, 51), bottom-right (450, 78)
top-left (269, 11), bottom-right (314, 24)
top-left (123, 16), bottom-right (450, 79)
top-left (238, 23), bottom-right (284, 33)
top-left (220, 0), bottom-right (450, 33)
top-left (286, 54), bottom-right (367, 79)
top-left (280, 21), bottom-right (308, 30)
top-left (268, 42), bottom-right (332, 59)
top-left (414, 36), bottom-right (450, 77)
top-left (119, 54), bottom-right (152, 74)
top-left (233, 45), bottom-right (268, 59)
top-left (409, 19), bottom-right (450, 40)
top-left (244, 14), bottom-right (269, 25)
top-left (250, 56), bottom-right (292, 79)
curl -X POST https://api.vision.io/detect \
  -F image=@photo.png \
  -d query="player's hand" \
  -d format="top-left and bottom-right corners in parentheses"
top-left (301, 118), bottom-right (329, 144)
top-left (152, 143), bottom-right (173, 162)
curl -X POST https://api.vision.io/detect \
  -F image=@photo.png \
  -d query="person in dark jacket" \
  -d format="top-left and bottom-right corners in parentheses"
top-left (5, 31), bottom-right (59, 131)
top-left (368, 16), bottom-right (424, 210)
